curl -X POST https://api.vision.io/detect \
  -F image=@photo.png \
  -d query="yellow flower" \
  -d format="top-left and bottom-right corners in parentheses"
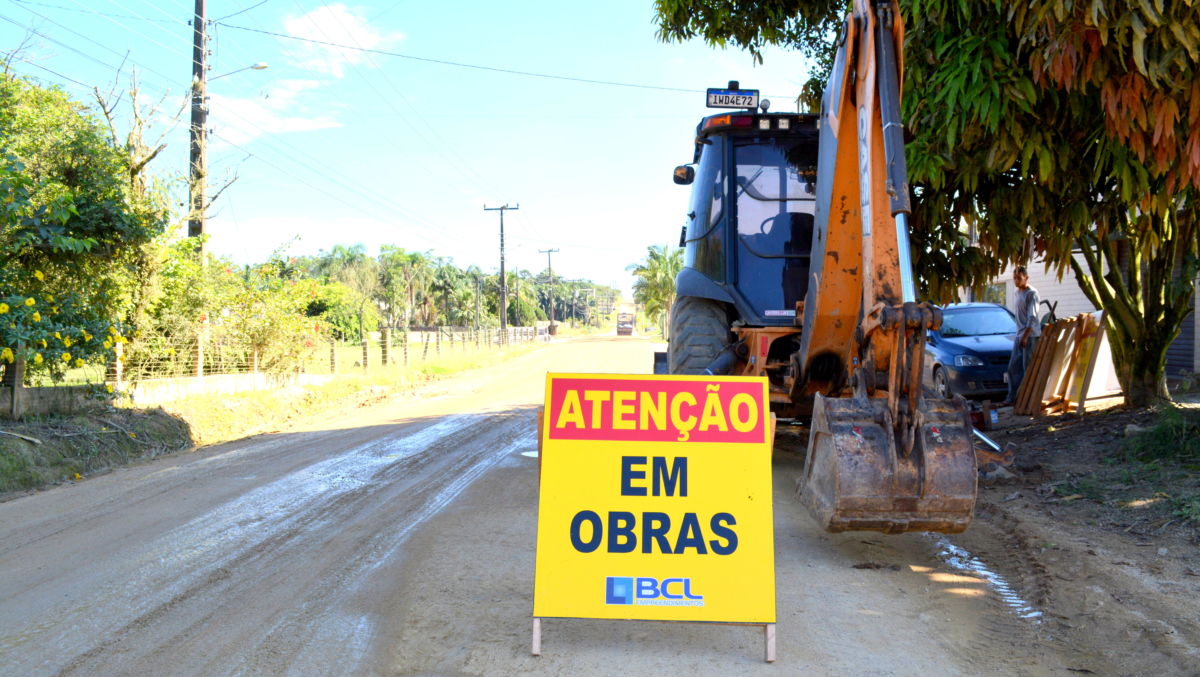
top-left (31, 312), bottom-right (40, 322)
top-left (73, 472), bottom-right (81, 481)
top-left (74, 358), bottom-right (84, 368)
top-left (54, 331), bottom-right (61, 339)
top-left (45, 294), bottom-right (53, 302)
top-left (1, 347), bottom-right (13, 363)
top-left (61, 352), bottom-right (71, 362)
top-left (0, 303), bottom-right (7, 314)
top-left (33, 270), bottom-right (44, 281)
top-left (105, 384), bottom-right (113, 393)
top-left (103, 340), bottom-right (112, 350)
top-left (33, 353), bottom-right (43, 365)
top-left (108, 325), bottom-right (117, 335)
top-left (24, 297), bottom-right (34, 306)
top-left (38, 339), bottom-right (46, 348)
top-left (83, 331), bottom-right (92, 342)
top-left (63, 337), bottom-right (72, 348)
top-left (128, 432), bottom-right (136, 439)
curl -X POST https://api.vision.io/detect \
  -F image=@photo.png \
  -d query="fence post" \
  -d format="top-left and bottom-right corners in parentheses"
top-left (330, 339), bottom-right (338, 374)
top-left (403, 329), bottom-right (409, 366)
top-left (3, 348), bottom-right (24, 419)
top-left (422, 330), bottom-right (430, 361)
top-left (381, 327), bottom-right (391, 366)
top-left (436, 327), bottom-right (442, 356)
top-left (196, 326), bottom-right (205, 377)
top-left (108, 342), bottom-right (124, 392)
top-left (361, 336), bottom-right (370, 371)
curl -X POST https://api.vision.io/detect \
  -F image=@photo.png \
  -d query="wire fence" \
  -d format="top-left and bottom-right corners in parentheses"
top-left (105, 326), bottom-right (546, 382)
top-left (304, 326), bottom-right (545, 375)
top-left (4, 325), bottom-right (546, 402)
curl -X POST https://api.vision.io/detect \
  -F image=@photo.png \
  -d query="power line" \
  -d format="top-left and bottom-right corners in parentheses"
top-left (287, 0), bottom-right (497, 202)
top-left (2, 10), bottom-right (457, 250)
top-left (212, 0), bottom-right (270, 24)
top-left (8, 56), bottom-right (90, 88)
top-left (59, 0), bottom-right (196, 68)
top-left (0, 13), bottom-right (127, 75)
top-left (5, 1), bottom-right (181, 88)
top-left (215, 22), bottom-right (708, 94)
top-left (9, 0), bottom-right (181, 24)
top-left (209, 131), bottom-right (445, 251)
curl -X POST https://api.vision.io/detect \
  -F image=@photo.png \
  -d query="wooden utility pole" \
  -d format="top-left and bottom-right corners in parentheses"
top-left (189, 0), bottom-right (208, 256)
top-left (539, 248), bottom-right (559, 326)
top-left (484, 204), bottom-right (518, 337)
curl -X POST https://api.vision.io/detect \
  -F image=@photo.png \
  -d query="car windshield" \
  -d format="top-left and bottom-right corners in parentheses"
top-left (940, 307), bottom-right (1016, 337)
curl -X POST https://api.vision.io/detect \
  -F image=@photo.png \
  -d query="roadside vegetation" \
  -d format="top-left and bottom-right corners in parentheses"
top-left (0, 336), bottom-right (553, 497)
top-left (1, 67), bottom-right (619, 390)
top-left (0, 66), bottom-right (623, 496)
top-left (1019, 403), bottom-right (1200, 532)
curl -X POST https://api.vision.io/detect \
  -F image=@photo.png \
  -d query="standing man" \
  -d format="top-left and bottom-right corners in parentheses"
top-left (1005, 265), bottom-right (1041, 405)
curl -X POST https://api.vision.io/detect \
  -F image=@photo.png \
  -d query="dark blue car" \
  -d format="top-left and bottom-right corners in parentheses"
top-left (923, 303), bottom-right (1016, 400)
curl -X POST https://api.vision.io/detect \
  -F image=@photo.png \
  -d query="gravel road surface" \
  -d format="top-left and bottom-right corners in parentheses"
top-left (0, 337), bottom-right (1075, 675)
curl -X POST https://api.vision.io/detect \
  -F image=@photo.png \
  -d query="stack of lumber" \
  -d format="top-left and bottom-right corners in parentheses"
top-left (1013, 312), bottom-right (1123, 416)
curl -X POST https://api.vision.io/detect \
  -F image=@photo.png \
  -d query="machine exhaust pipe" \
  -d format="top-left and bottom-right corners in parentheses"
top-left (703, 341), bottom-right (747, 375)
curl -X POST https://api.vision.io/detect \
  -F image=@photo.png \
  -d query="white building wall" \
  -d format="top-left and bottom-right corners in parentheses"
top-left (994, 254), bottom-right (1096, 322)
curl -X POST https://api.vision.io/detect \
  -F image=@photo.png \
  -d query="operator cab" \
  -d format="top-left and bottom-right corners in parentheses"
top-left (673, 82), bottom-right (820, 328)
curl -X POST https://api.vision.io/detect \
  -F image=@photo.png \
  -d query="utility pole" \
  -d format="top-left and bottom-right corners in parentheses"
top-left (483, 204), bottom-right (518, 336)
top-left (189, 0), bottom-right (208, 257)
top-left (473, 274), bottom-right (481, 331)
top-left (539, 248), bottom-right (559, 327)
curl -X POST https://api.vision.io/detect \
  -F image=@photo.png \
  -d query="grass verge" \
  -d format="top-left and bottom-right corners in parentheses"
top-left (0, 340), bottom-right (547, 498)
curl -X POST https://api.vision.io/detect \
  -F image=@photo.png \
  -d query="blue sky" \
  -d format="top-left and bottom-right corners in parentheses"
top-left (2, 1), bottom-right (812, 295)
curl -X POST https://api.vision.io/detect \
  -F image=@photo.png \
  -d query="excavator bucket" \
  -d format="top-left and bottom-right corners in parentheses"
top-left (799, 393), bottom-right (977, 533)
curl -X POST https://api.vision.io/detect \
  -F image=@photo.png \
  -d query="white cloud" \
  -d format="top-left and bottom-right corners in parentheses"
top-left (282, 4), bottom-right (404, 78)
top-left (210, 80), bottom-right (342, 146)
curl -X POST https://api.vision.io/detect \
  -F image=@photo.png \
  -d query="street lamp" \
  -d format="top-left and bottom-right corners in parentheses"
top-left (211, 62), bottom-right (269, 80)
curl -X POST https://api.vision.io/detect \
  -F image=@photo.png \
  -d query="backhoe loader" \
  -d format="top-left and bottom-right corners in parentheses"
top-left (666, 0), bottom-right (977, 534)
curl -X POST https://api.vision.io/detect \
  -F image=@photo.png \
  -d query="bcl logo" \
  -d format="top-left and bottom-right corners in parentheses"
top-left (605, 576), bottom-right (705, 607)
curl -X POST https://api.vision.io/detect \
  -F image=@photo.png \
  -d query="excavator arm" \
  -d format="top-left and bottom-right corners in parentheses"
top-left (795, 0), bottom-right (977, 533)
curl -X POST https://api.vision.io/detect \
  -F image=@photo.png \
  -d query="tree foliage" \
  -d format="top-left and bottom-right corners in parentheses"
top-left (0, 75), bottom-right (167, 381)
top-left (629, 244), bottom-right (684, 336)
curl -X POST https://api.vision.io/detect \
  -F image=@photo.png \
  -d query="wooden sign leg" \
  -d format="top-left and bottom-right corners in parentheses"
top-left (532, 618), bottom-right (542, 656)
top-left (764, 623), bottom-right (776, 663)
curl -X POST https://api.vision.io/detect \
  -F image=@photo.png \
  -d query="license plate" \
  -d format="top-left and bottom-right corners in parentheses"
top-left (707, 88), bottom-right (759, 109)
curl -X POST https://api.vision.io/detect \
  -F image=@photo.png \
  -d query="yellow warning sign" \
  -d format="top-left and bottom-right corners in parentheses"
top-left (533, 373), bottom-right (776, 623)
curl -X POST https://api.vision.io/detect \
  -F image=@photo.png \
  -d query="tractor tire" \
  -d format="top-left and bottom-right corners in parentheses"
top-left (668, 296), bottom-right (731, 374)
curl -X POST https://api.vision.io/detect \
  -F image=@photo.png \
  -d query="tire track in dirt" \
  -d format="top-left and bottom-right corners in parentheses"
top-left (2, 411), bottom-right (534, 676)
top-left (964, 502), bottom-right (1200, 676)
top-left (929, 512), bottom-right (1056, 676)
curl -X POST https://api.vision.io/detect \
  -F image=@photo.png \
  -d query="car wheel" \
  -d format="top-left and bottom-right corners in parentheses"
top-left (932, 366), bottom-right (952, 399)
top-left (668, 296), bottom-right (730, 374)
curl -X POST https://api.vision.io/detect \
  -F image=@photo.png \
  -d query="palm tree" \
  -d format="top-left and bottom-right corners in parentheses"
top-left (628, 245), bottom-right (683, 337)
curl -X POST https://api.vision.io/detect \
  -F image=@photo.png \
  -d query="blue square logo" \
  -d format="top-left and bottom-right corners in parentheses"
top-left (606, 576), bottom-right (633, 605)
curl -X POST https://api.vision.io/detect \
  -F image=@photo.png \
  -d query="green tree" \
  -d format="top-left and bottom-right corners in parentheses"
top-left (313, 244), bottom-right (381, 341)
top-left (654, 0), bottom-right (1200, 405)
top-left (629, 244), bottom-right (683, 336)
top-left (0, 75), bottom-right (167, 381)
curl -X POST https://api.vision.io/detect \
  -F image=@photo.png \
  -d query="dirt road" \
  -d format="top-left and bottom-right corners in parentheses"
top-left (0, 337), bottom-right (1146, 675)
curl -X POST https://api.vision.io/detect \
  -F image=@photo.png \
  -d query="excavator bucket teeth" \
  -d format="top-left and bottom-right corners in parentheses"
top-left (798, 394), bottom-right (977, 534)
